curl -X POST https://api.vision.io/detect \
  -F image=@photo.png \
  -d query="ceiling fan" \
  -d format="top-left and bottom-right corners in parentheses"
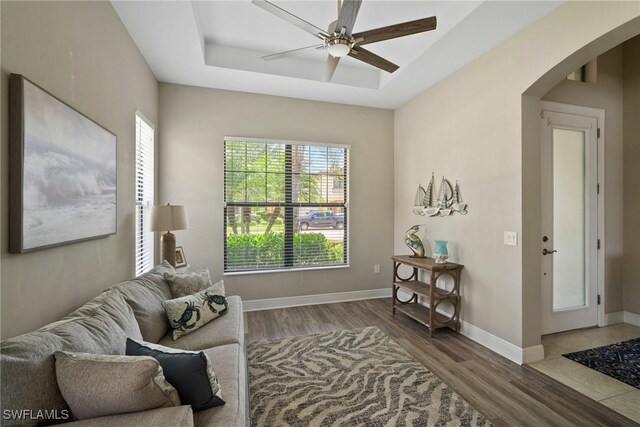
top-left (252, 0), bottom-right (437, 82)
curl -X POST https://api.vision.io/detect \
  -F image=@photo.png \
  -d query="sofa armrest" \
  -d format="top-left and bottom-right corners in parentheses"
top-left (59, 405), bottom-right (193, 427)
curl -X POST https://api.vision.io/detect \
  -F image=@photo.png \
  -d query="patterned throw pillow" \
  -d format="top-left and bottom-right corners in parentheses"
top-left (161, 289), bottom-right (228, 340)
top-left (164, 269), bottom-right (225, 298)
top-left (126, 339), bottom-right (225, 411)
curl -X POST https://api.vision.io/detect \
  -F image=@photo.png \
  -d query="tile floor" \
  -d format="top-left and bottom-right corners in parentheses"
top-left (529, 323), bottom-right (640, 423)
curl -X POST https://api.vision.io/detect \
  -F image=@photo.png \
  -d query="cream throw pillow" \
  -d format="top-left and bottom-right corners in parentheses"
top-left (54, 351), bottom-right (180, 420)
top-left (164, 268), bottom-right (225, 298)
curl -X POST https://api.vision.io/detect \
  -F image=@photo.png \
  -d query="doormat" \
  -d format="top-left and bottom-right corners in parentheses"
top-left (563, 338), bottom-right (640, 389)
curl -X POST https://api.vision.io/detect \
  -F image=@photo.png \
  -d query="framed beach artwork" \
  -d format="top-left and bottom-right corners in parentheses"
top-left (9, 74), bottom-right (117, 253)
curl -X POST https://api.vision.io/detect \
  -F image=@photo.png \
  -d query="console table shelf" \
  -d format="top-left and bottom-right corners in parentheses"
top-left (392, 255), bottom-right (464, 336)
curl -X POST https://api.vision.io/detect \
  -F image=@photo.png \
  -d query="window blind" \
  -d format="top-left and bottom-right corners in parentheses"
top-left (135, 114), bottom-right (155, 276)
top-left (224, 138), bottom-right (349, 272)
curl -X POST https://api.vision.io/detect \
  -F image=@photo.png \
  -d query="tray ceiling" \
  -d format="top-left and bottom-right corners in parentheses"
top-left (112, 1), bottom-right (562, 109)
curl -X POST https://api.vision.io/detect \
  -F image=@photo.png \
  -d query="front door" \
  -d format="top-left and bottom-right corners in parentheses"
top-left (540, 108), bottom-right (599, 335)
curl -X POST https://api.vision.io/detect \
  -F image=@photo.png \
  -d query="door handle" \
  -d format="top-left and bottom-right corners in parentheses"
top-left (542, 248), bottom-right (557, 255)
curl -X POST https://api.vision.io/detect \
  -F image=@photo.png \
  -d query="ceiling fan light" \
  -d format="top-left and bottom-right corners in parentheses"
top-left (327, 41), bottom-right (350, 58)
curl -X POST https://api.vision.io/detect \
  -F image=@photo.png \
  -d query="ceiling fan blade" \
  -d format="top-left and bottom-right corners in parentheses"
top-left (348, 46), bottom-right (399, 73)
top-left (323, 55), bottom-right (341, 82)
top-left (252, 0), bottom-right (330, 40)
top-left (335, 0), bottom-right (362, 36)
top-left (353, 16), bottom-right (437, 46)
top-left (262, 44), bottom-right (325, 61)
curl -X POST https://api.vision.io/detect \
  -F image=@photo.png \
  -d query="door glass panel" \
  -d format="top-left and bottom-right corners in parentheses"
top-left (553, 128), bottom-right (586, 310)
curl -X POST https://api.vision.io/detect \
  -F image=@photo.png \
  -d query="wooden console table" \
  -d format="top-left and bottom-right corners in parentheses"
top-left (392, 255), bottom-right (464, 336)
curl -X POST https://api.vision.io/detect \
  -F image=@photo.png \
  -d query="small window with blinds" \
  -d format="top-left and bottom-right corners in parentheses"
top-left (135, 113), bottom-right (155, 276)
top-left (224, 138), bottom-right (349, 273)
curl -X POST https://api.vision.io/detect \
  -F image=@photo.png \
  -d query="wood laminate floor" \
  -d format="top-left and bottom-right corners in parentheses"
top-left (245, 298), bottom-right (637, 426)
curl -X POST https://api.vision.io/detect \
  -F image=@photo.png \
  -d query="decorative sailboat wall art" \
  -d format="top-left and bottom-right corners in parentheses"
top-left (413, 173), bottom-right (468, 217)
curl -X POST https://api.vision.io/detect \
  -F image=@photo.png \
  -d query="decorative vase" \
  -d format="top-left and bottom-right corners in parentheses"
top-left (433, 240), bottom-right (449, 263)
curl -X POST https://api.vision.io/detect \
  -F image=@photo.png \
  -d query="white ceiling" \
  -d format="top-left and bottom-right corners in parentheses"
top-left (112, 0), bottom-right (562, 109)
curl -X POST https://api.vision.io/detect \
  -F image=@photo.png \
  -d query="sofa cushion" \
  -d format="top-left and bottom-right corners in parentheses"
top-left (164, 269), bottom-right (223, 298)
top-left (54, 351), bottom-right (180, 420)
top-left (61, 289), bottom-right (142, 335)
top-left (162, 291), bottom-right (228, 340)
top-left (60, 405), bottom-right (194, 427)
top-left (126, 339), bottom-right (225, 411)
top-left (158, 296), bottom-right (244, 351)
top-left (0, 290), bottom-right (142, 427)
top-left (136, 260), bottom-right (176, 298)
top-left (193, 344), bottom-right (248, 427)
top-left (112, 261), bottom-right (175, 342)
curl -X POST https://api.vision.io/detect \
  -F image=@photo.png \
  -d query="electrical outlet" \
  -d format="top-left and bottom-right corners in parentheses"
top-left (504, 231), bottom-right (518, 246)
top-left (374, 264), bottom-right (380, 274)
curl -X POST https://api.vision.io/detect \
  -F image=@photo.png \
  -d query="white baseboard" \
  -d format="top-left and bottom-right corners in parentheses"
top-left (624, 311), bottom-right (640, 326)
top-left (602, 311), bottom-right (640, 327)
top-left (395, 289), bottom-right (538, 364)
top-left (242, 288), bottom-right (391, 312)
top-left (458, 318), bottom-right (535, 364)
top-left (522, 345), bottom-right (545, 364)
top-left (602, 311), bottom-right (624, 326)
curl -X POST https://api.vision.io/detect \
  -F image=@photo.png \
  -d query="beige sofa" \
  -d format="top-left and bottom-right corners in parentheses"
top-left (0, 262), bottom-right (248, 427)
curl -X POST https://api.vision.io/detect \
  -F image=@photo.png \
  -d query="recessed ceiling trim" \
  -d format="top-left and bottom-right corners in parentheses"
top-left (111, 0), bottom-right (563, 109)
top-left (205, 42), bottom-right (380, 89)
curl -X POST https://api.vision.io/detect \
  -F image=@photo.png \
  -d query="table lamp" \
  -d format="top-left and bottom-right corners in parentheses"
top-left (150, 203), bottom-right (189, 267)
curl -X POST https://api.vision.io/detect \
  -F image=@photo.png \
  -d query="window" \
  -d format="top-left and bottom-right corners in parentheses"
top-left (224, 137), bottom-right (349, 273)
top-left (135, 113), bottom-right (155, 276)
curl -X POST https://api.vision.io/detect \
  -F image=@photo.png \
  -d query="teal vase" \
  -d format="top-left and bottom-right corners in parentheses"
top-left (433, 240), bottom-right (449, 263)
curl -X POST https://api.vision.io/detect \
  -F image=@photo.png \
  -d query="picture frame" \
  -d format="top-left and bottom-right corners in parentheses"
top-left (9, 74), bottom-right (117, 253)
top-left (175, 246), bottom-right (187, 268)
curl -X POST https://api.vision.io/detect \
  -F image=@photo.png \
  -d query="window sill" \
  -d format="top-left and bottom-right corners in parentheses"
top-left (223, 264), bottom-right (350, 276)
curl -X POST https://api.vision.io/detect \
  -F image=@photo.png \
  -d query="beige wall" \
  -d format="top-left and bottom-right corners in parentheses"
top-left (0, 1), bottom-right (158, 339)
top-left (395, 2), bottom-right (640, 348)
top-left (623, 35), bottom-right (640, 315)
top-left (542, 46), bottom-right (624, 314)
top-left (158, 83), bottom-right (394, 301)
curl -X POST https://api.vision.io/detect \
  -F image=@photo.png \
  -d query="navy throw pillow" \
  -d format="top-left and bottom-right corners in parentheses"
top-left (126, 338), bottom-right (225, 411)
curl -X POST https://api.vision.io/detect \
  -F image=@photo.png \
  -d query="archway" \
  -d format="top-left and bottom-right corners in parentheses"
top-left (520, 16), bottom-right (640, 355)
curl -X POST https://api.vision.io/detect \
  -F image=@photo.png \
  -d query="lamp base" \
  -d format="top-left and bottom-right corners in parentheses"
top-left (161, 232), bottom-right (176, 267)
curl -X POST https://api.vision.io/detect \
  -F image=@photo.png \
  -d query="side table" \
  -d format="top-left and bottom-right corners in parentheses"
top-left (391, 255), bottom-right (464, 336)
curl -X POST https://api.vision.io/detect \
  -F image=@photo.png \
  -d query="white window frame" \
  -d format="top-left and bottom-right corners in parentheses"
top-left (135, 112), bottom-right (155, 276)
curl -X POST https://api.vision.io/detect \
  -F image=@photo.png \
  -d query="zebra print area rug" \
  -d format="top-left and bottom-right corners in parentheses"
top-left (247, 327), bottom-right (491, 426)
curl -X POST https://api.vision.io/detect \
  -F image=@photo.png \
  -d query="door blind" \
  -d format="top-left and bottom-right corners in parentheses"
top-left (224, 138), bottom-right (349, 272)
top-left (135, 113), bottom-right (155, 276)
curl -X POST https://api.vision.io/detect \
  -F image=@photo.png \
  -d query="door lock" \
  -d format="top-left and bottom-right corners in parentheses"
top-left (542, 236), bottom-right (549, 242)
top-left (542, 248), bottom-right (557, 255)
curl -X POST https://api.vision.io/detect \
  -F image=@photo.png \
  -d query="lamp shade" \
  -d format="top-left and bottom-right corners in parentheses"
top-left (150, 204), bottom-right (189, 232)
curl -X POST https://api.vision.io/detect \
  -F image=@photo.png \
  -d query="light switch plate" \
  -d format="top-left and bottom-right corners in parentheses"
top-left (374, 264), bottom-right (381, 274)
top-left (504, 231), bottom-right (518, 246)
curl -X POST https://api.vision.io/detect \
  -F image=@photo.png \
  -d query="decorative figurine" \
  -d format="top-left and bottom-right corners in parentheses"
top-left (404, 225), bottom-right (426, 258)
